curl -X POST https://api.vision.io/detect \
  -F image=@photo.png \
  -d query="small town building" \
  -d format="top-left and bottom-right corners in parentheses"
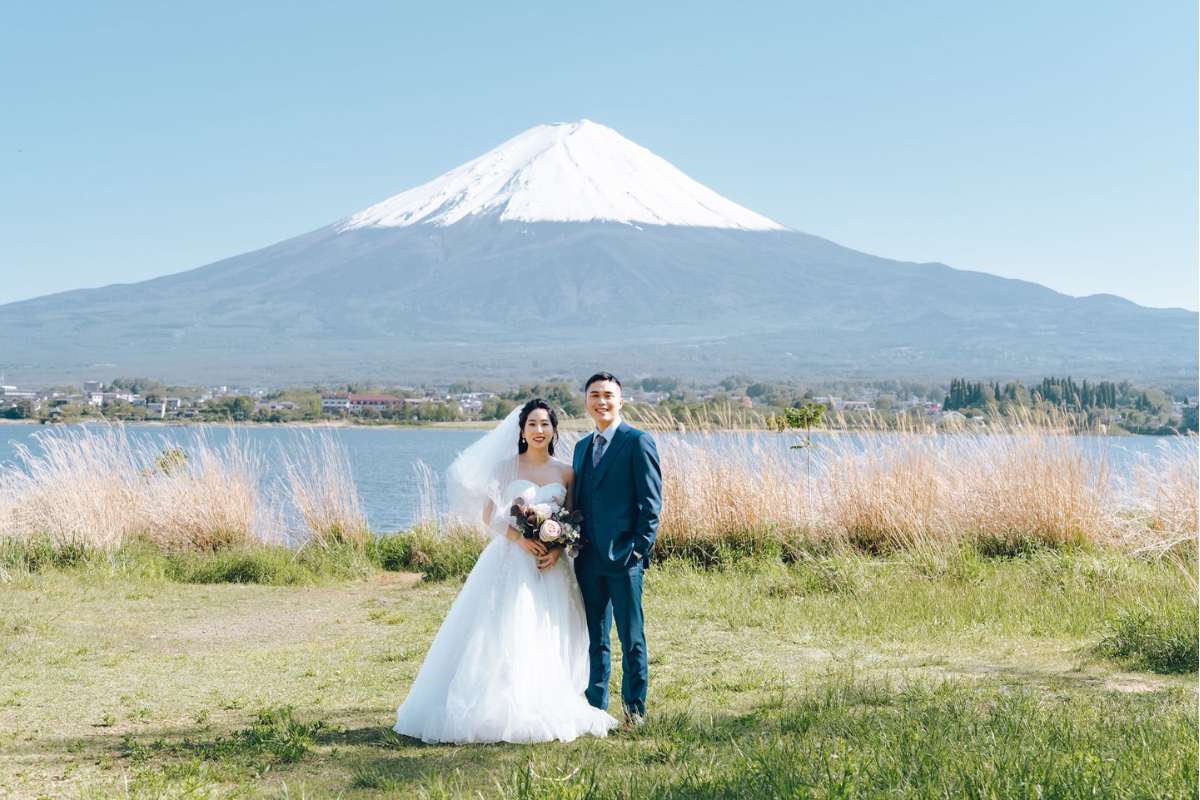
top-left (88, 391), bottom-right (138, 407)
top-left (321, 394), bottom-right (405, 413)
top-left (254, 400), bottom-right (298, 412)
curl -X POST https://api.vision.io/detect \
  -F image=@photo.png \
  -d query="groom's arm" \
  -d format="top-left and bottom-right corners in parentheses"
top-left (631, 433), bottom-right (662, 563)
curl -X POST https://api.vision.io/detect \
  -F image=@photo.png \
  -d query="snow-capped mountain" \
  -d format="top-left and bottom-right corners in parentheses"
top-left (0, 122), bottom-right (1194, 385)
top-left (338, 120), bottom-right (786, 232)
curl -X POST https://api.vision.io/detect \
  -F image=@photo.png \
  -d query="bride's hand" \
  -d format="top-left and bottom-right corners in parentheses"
top-left (535, 547), bottom-right (562, 571)
top-left (514, 535), bottom-right (547, 559)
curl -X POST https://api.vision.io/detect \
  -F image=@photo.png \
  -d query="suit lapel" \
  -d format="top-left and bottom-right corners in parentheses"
top-left (592, 425), bottom-right (629, 487)
top-left (574, 433), bottom-right (594, 503)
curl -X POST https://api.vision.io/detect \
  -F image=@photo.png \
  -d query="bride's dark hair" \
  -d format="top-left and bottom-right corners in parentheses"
top-left (518, 398), bottom-right (559, 456)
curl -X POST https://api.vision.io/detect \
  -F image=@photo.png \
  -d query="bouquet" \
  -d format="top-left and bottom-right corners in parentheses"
top-left (509, 501), bottom-right (582, 551)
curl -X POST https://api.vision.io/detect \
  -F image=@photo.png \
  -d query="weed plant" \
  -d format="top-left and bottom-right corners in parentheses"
top-left (1095, 604), bottom-right (1200, 674)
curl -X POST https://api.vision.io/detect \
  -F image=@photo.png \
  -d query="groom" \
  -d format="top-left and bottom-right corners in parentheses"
top-left (572, 372), bottom-right (662, 729)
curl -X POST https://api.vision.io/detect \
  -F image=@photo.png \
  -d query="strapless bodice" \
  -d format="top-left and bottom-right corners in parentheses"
top-left (507, 480), bottom-right (567, 509)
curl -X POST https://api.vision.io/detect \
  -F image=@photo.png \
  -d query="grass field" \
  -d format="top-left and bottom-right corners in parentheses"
top-left (0, 542), bottom-right (1195, 799)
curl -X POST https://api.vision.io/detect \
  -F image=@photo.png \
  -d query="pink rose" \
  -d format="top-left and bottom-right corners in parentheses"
top-left (538, 519), bottom-right (562, 542)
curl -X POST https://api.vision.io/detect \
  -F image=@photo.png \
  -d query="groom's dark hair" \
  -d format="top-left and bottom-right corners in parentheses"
top-left (584, 372), bottom-right (621, 392)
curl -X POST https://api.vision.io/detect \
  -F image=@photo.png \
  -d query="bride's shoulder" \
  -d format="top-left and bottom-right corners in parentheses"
top-left (550, 457), bottom-right (575, 481)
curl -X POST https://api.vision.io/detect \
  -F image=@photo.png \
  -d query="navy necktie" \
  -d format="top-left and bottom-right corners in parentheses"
top-left (592, 433), bottom-right (607, 468)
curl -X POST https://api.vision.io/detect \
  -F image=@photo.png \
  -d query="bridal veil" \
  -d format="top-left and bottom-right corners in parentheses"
top-left (446, 406), bottom-right (522, 538)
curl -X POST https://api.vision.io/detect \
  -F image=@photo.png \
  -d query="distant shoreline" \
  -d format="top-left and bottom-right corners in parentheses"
top-left (0, 417), bottom-right (1179, 437)
top-left (0, 417), bottom-right (575, 432)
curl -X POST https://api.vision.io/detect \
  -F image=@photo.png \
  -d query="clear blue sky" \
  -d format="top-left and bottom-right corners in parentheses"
top-left (2, 1), bottom-right (1196, 310)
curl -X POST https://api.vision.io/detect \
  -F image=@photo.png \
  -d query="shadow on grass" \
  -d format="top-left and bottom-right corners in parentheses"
top-left (3, 706), bottom-right (327, 791)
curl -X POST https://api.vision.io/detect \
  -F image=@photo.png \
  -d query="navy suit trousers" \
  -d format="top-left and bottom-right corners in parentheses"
top-left (575, 552), bottom-right (647, 716)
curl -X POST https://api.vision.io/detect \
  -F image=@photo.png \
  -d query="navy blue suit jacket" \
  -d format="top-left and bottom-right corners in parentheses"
top-left (572, 422), bottom-right (662, 569)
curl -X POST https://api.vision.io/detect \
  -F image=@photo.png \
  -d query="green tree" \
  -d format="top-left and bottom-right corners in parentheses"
top-left (639, 376), bottom-right (681, 393)
top-left (481, 397), bottom-right (517, 420)
top-left (769, 402), bottom-right (826, 473)
top-left (55, 403), bottom-right (83, 423)
top-left (506, 382), bottom-right (584, 417)
top-left (217, 395), bottom-right (255, 420)
top-left (2, 400), bottom-right (34, 419)
top-left (110, 377), bottom-right (168, 397)
top-left (719, 374), bottom-right (755, 392)
top-left (1182, 403), bottom-right (1198, 433)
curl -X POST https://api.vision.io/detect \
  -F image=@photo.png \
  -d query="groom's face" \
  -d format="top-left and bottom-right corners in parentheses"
top-left (586, 380), bottom-right (623, 429)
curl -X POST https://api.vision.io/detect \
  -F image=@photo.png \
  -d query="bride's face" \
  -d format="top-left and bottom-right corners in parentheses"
top-left (523, 409), bottom-right (554, 452)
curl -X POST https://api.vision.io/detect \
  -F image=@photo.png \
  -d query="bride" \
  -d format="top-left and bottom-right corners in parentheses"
top-left (393, 399), bottom-right (619, 743)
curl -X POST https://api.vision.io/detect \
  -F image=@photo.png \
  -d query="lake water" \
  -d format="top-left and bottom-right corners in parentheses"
top-left (0, 424), bottom-right (1192, 532)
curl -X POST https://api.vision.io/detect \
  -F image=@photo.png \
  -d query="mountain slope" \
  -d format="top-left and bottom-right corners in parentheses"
top-left (0, 122), bottom-right (1194, 384)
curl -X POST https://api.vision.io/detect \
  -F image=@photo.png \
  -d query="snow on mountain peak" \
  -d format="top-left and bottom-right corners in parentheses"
top-left (338, 120), bottom-right (787, 232)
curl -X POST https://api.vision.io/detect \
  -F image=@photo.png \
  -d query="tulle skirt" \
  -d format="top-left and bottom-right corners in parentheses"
top-left (394, 536), bottom-right (618, 744)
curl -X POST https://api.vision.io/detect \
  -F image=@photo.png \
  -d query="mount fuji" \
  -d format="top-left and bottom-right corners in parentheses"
top-left (339, 121), bottom-right (785, 232)
top-left (0, 120), bottom-right (1194, 385)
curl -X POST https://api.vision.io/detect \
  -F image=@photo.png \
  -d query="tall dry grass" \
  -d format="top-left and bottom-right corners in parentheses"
top-left (2, 418), bottom-right (1194, 562)
top-left (0, 426), bottom-right (366, 551)
top-left (410, 460), bottom-right (442, 524)
top-left (634, 407), bottom-right (1198, 558)
top-left (281, 433), bottom-right (369, 548)
top-left (143, 435), bottom-right (269, 550)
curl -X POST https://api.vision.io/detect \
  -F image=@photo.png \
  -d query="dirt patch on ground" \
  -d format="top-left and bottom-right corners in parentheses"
top-left (375, 572), bottom-right (423, 586)
top-left (168, 611), bottom-right (321, 644)
top-left (1101, 679), bottom-right (1159, 693)
top-left (157, 580), bottom-right (426, 646)
top-left (163, 586), bottom-right (381, 644)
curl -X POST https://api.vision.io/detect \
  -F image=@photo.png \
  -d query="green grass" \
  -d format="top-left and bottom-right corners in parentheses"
top-left (369, 525), bottom-right (487, 581)
top-left (0, 540), bottom-right (1195, 798)
top-left (165, 543), bottom-right (375, 585)
top-left (120, 705), bottom-right (324, 768)
top-left (341, 677), bottom-right (1195, 799)
top-left (480, 678), bottom-right (1194, 799)
top-left (1095, 603), bottom-right (1199, 675)
top-left (0, 537), bottom-right (379, 586)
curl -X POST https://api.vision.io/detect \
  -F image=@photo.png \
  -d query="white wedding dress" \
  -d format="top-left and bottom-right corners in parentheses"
top-left (394, 479), bottom-right (618, 744)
